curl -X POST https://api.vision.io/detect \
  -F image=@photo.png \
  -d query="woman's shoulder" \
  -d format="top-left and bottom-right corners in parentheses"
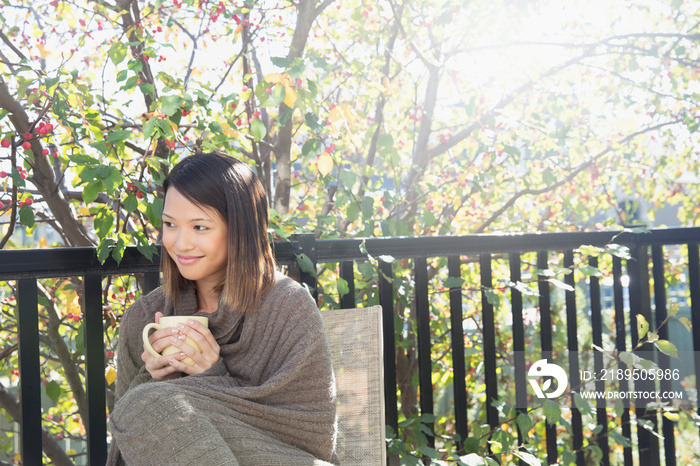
top-left (262, 271), bottom-right (317, 313)
top-left (121, 287), bottom-right (167, 325)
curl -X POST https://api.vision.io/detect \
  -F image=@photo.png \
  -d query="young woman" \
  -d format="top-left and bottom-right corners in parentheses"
top-left (107, 153), bottom-right (337, 465)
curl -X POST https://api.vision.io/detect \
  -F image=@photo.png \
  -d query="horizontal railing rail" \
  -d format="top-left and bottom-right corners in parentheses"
top-left (1, 226), bottom-right (699, 465)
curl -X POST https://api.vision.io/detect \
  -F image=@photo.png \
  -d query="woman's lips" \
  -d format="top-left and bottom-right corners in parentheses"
top-left (176, 255), bottom-right (202, 265)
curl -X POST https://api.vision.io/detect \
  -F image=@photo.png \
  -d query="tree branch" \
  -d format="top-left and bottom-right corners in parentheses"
top-left (473, 119), bottom-right (682, 233)
top-left (0, 381), bottom-right (75, 466)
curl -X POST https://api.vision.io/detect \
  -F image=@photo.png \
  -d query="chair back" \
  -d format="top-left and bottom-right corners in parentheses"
top-left (322, 306), bottom-right (386, 466)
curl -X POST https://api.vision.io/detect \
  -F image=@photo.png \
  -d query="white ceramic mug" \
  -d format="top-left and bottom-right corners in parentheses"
top-left (142, 316), bottom-right (209, 366)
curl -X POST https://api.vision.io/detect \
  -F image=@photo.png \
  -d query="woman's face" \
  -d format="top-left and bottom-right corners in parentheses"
top-left (162, 187), bottom-right (229, 289)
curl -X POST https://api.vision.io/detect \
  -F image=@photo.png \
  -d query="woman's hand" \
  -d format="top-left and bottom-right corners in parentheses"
top-left (162, 313), bottom-right (221, 376)
top-left (142, 312), bottom-right (187, 380)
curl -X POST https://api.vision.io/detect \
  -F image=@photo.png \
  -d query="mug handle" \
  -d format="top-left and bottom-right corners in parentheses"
top-left (142, 323), bottom-right (162, 359)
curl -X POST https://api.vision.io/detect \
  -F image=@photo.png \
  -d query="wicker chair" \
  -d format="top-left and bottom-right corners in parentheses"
top-left (322, 306), bottom-right (386, 466)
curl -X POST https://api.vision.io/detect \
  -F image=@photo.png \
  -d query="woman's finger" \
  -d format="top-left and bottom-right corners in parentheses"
top-left (177, 320), bottom-right (220, 356)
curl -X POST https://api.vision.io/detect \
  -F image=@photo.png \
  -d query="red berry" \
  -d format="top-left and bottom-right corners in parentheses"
top-left (1, 139), bottom-right (9, 148)
top-left (106, 351), bottom-right (114, 358)
top-left (23, 132), bottom-right (32, 140)
top-left (136, 191), bottom-right (144, 199)
top-left (22, 141), bottom-right (31, 150)
top-left (0, 171), bottom-right (6, 178)
top-left (42, 149), bottom-right (49, 155)
top-left (25, 198), bottom-right (33, 206)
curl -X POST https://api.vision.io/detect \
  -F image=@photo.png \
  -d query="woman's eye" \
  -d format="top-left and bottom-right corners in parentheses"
top-left (194, 225), bottom-right (208, 231)
top-left (163, 221), bottom-right (174, 228)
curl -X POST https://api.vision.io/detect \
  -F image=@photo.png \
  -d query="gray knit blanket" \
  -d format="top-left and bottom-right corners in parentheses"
top-left (107, 273), bottom-right (337, 465)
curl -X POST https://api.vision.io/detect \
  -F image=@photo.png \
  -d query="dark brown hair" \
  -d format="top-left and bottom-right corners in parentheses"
top-left (161, 152), bottom-right (276, 313)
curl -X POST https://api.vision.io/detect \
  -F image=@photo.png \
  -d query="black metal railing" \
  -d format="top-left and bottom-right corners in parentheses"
top-left (1, 227), bottom-right (699, 465)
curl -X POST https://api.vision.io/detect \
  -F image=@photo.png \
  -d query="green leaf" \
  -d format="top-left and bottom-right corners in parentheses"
top-left (270, 56), bottom-right (291, 68)
top-left (161, 95), bottom-right (184, 116)
top-left (678, 317), bottom-right (692, 332)
top-left (45, 380), bottom-right (62, 403)
top-left (579, 265), bottom-right (603, 278)
top-left (636, 314), bottom-right (649, 340)
top-left (573, 393), bottom-right (594, 416)
top-left (549, 278), bottom-right (573, 291)
top-left (128, 58), bottom-right (143, 73)
top-left (416, 446), bottom-right (440, 459)
top-left (44, 76), bottom-right (60, 90)
top-left (106, 129), bottom-right (132, 143)
top-left (139, 82), bottom-right (155, 95)
top-left (655, 339), bottom-right (678, 358)
top-left (302, 138), bottom-right (322, 157)
top-left (360, 196), bottom-right (374, 220)
top-left (346, 202), bottom-right (360, 223)
top-left (462, 437), bottom-right (480, 454)
top-left (339, 170), bottom-right (357, 189)
top-left (579, 245), bottom-right (602, 257)
top-left (296, 253), bottom-right (317, 278)
top-left (337, 277), bottom-right (349, 297)
top-left (516, 412), bottom-right (533, 438)
top-left (512, 451), bottom-right (541, 466)
top-left (609, 430), bottom-right (632, 448)
top-left (304, 112), bottom-right (323, 132)
top-left (250, 118), bottom-right (267, 141)
top-left (107, 42), bottom-right (127, 65)
top-left (97, 238), bottom-right (114, 264)
top-left (669, 301), bottom-right (679, 317)
top-left (123, 194), bottom-right (138, 213)
top-left (443, 276), bottom-right (465, 289)
top-left (75, 322), bottom-right (85, 355)
top-left (606, 244), bottom-right (631, 260)
top-left (82, 181), bottom-right (102, 204)
top-left (543, 399), bottom-right (560, 424)
top-left (19, 204), bottom-right (35, 228)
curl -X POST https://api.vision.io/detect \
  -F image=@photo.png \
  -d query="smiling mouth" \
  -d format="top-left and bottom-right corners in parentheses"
top-left (176, 255), bottom-right (203, 265)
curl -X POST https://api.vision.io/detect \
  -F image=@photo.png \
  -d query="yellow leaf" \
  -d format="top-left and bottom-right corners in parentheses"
top-left (265, 73), bottom-right (285, 84)
top-left (78, 206), bottom-right (90, 216)
top-left (220, 121), bottom-right (239, 138)
top-left (318, 153), bottom-right (334, 177)
top-left (66, 449), bottom-right (77, 455)
top-left (105, 365), bottom-right (117, 385)
top-left (663, 411), bottom-right (680, 422)
top-left (282, 82), bottom-right (297, 107)
top-left (328, 104), bottom-right (357, 137)
top-left (36, 43), bottom-right (52, 59)
top-left (39, 236), bottom-right (47, 248)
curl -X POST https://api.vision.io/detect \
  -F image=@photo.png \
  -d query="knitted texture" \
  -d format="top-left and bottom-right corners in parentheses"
top-left (107, 273), bottom-right (337, 465)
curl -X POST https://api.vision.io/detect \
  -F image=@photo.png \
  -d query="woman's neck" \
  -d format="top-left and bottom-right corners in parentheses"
top-left (195, 283), bottom-right (221, 313)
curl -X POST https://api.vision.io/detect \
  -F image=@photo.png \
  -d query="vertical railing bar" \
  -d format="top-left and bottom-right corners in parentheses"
top-left (339, 261), bottom-right (356, 309)
top-left (651, 245), bottom-right (676, 466)
top-left (536, 251), bottom-right (557, 464)
top-left (448, 256), bottom-right (468, 445)
top-left (83, 273), bottom-right (107, 466)
top-left (17, 278), bottom-right (42, 466)
top-left (378, 259), bottom-right (399, 466)
top-left (688, 243), bottom-right (700, 446)
top-left (627, 244), bottom-right (660, 466)
top-left (564, 250), bottom-right (583, 465)
top-left (142, 270), bottom-right (160, 295)
top-left (613, 256), bottom-right (633, 466)
top-left (414, 256), bottom-right (434, 447)
top-left (509, 252), bottom-right (526, 466)
top-left (294, 234), bottom-right (318, 300)
top-left (588, 256), bottom-right (609, 466)
top-left (479, 254), bottom-right (498, 433)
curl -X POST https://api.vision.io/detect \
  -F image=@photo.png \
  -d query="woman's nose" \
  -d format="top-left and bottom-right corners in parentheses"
top-left (174, 230), bottom-right (194, 250)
